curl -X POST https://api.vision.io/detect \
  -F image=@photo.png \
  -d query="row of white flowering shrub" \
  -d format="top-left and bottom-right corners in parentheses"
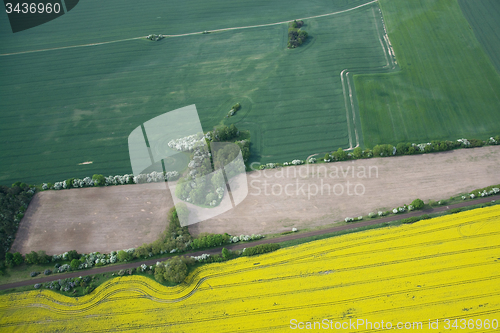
top-left (229, 234), bottom-right (264, 243)
top-left (255, 135), bottom-right (499, 170)
top-left (42, 170), bottom-right (180, 191)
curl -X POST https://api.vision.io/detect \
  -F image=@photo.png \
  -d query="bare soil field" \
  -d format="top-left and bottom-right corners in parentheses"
top-left (12, 146), bottom-right (500, 254)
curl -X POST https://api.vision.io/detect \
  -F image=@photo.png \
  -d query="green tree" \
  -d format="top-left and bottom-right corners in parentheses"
top-left (222, 248), bottom-right (231, 260)
top-left (13, 252), bottom-right (23, 266)
top-left (324, 153), bottom-right (330, 161)
top-left (117, 250), bottom-right (133, 262)
top-left (92, 174), bottom-right (105, 186)
top-left (396, 143), bottom-right (407, 155)
top-left (70, 259), bottom-right (80, 270)
top-left (66, 178), bottom-right (75, 189)
top-left (134, 244), bottom-right (149, 258)
top-left (164, 257), bottom-right (188, 283)
top-left (336, 147), bottom-right (348, 161)
top-left (25, 251), bottom-right (38, 265)
top-left (411, 198), bottom-right (425, 210)
top-left (66, 250), bottom-right (80, 261)
top-left (352, 147), bottom-right (363, 159)
top-left (154, 264), bottom-right (166, 283)
top-left (36, 250), bottom-right (50, 264)
top-left (4, 252), bottom-right (14, 268)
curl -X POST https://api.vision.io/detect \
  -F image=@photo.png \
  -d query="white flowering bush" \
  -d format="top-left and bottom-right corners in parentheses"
top-left (266, 163), bottom-right (277, 169)
top-left (357, 216), bottom-right (363, 220)
top-left (470, 193), bottom-right (476, 199)
top-left (165, 171), bottom-right (180, 181)
top-left (488, 137), bottom-right (498, 145)
top-left (308, 157), bottom-right (317, 164)
top-left (141, 264), bottom-right (148, 272)
top-left (378, 211), bottom-right (384, 216)
top-left (345, 217), bottom-right (353, 222)
top-left (53, 182), bottom-right (64, 190)
top-left (368, 212), bottom-right (376, 218)
top-left (231, 236), bottom-right (239, 243)
top-left (168, 133), bottom-right (205, 152)
top-left (457, 138), bottom-right (470, 147)
top-left (292, 228), bottom-right (298, 232)
top-left (493, 188), bottom-right (500, 194)
top-left (42, 183), bottom-right (49, 190)
top-left (408, 205), bottom-right (414, 211)
top-left (393, 208), bottom-right (398, 214)
top-left (58, 264), bottom-right (70, 273)
top-left (216, 187), bottom-right (224, 199)
top-left (416, 143), bottom-right (431, 152)
top-left (461, 195), bottom-right (467, 200)
top-left (191, 253), bottom-right (210, 262)
top-left (398, 207), bottom-right (406, 213)
top-left (291, 159), bottom-right (304, 165)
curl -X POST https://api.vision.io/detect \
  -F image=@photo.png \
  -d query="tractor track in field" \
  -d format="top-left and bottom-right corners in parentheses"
top-left (0, 195), bottom-right (497, 292)
top-left (0, 0), bottom-right (378, 57)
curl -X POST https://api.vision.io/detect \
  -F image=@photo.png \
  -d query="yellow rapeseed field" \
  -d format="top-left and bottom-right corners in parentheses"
top-left (1, 206), bottom-right (500, 332)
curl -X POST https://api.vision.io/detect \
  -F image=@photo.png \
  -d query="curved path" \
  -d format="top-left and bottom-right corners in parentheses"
top-left (1, 195), bottom-right (496, 291)
top-left (0, 0), bottom-right (377, 57)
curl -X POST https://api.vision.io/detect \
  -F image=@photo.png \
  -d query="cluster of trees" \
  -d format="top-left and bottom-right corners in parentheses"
top-left (191, 233), bottom-right (231, 250)
top-left (134, 205), bottom-right (193, 258)
top-left (211, 124), bottom-right (239, 142)
top-left (154, 256), bottom-right (194, 284)
top-left (288, 20), bottom-right (308, 48)
top-left (0, 183), bottom-right (35, 263)
top-left (227, 103), bottom-right (241, 117)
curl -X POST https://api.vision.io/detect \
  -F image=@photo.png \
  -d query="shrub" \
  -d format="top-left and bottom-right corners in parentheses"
top-left (70, 259), bottom-right (80, 270)
top-left (163, 257), bottom-right (188, 283)
top-left (34, 283), bottom-right (41, 289)
top-left (368, 212), bottom-right (376, 218)
top-left (411, 199), bottom-right (424, 210)
top-left (44, 269), bottom-right (52, 275)
top-left (241, 244), bottom-right (280, 257)
top-left (92, 174), bottom-right (105, 186)
top-left (449, 208), bottom-right (462, 214)
top-left (30, 271), bottom-right (39, 277)
top-left (402, 217), bottom-right (420, 224)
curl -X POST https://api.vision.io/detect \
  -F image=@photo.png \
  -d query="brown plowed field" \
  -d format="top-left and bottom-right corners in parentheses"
top-left (11, 146), bottom-right (500, 254)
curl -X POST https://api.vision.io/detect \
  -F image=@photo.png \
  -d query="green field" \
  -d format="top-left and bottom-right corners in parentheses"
top-left (0, 0), bottom-right (390, 185)
top-left (354, 0), bottom-right (500, 147)
top-left (458, 0), bottom-right (500, 74)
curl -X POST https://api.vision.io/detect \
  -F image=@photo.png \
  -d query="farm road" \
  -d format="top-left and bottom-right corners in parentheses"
top-left (0, 195), bottom-right (496, 291)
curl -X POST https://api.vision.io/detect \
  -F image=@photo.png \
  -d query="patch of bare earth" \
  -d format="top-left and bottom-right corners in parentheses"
top-left (11, 182), bottom-right (173, 255)
top-left (12, 146), bottom-right (500, 254)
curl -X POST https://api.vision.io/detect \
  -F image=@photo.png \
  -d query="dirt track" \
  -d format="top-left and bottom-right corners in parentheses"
top-left (11, 146), bottom-right (500, 255)
top-left (2, 195), bottom-right (497, 291)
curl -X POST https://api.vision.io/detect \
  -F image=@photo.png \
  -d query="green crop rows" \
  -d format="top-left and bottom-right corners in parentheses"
top-left (0, 0), bottom-right (388, 185)
top-left (354, 0), bottom-right (500, 147)
top-left (2, 0), bottom-right (498, 186)
top-left (458, 0), bottom-right (500, 74)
